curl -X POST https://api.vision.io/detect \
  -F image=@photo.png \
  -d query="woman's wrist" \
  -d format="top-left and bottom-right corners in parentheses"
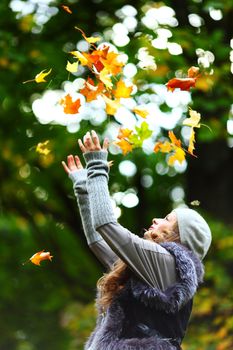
top-left (83, 150), bottom-right (108, 164)
top-left (68, 168), bottom-right (87, 186)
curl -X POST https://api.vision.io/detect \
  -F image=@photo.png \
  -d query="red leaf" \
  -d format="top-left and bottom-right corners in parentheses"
top-left (166, 77), bottom-right (197, 92)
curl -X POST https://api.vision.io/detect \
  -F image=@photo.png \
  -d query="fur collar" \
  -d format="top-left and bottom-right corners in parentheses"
top-left (130, 242), bottom-right (204, 313)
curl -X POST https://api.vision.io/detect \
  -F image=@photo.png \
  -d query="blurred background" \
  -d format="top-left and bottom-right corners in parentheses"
top-left (1, 0), bottom-right (233, 349)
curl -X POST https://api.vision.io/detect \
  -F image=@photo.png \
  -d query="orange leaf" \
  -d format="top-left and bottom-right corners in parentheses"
top-left (166, 77), bottom-right (197, 92)
top-left (80, 78), bottom-right (105, 102)
top-left (114, 139), bottom-right (133, 155)
top-left (168, 131), bottom-right (182, 148)
top-left (61, 5), bottom-right (72, 14)
top-left (154, 141), bottom-right (172, 153)
top-left (117, 128), bottom-right (133, 139)
top-left (60, 94), bottom-right (81, 114)
top-left (187, 66), bottom-right (200, 78)
top-left (100, 50), bottom-right (124, 75)
top-left (113, 79), bottom-right (133, 99)
top-left (30, 250), bottom-right (53, 266)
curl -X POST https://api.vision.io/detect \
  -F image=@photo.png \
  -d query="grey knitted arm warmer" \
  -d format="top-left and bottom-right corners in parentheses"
top-left (68, 168), bottom-right (118, 268)
top-left (69, 169), bottom-right (102, 245)
top-left (84, 151), bottom-right (117, 229)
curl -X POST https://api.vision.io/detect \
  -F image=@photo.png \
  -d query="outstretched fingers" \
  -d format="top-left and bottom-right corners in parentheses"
top-left (102, 137), bottom-right (109, 150)
top-left (74, 155), bottom-right (83, 169)
top-left (62, 160), bottom-right (70, 174)
top-left (78, 138), bottom-right (87, 153)
top-left (91, 130), bottom-right (101, 150)
top-left (62, 155), bottom-right (84, 174)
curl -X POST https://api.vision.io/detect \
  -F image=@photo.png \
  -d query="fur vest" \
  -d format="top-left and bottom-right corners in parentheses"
top-left (85, 243), bottom-right (204, 350)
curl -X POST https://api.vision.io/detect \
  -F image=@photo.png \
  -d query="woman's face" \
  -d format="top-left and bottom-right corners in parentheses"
top-left (144, 211), bottom-right (177, 242)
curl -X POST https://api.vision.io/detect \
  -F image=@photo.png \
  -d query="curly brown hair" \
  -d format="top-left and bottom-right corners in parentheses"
top-left (97, 221), bottom-right (179, 311)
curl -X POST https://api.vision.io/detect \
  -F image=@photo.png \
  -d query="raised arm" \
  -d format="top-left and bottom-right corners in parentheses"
top-left (62, 155), bottom-right (118, 269)
top-left (78, 131), bottom-right (178, 290)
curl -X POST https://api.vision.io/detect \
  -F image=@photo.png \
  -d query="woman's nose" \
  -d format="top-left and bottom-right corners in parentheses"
top-left (152, 218), bottom-right (157, 225)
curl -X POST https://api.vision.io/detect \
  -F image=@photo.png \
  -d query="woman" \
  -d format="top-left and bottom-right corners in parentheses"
top-left (62, 130), bottom-right (212, 350)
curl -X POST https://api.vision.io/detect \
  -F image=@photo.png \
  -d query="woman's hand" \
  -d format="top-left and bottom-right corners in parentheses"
top-left (78, 130), bottom-right (109, 153)
top-left (62, 155), bottom-right (83, 174)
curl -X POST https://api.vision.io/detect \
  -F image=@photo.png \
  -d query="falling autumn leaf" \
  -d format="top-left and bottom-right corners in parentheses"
top-left (79, 77), bottom-right (105, 102)
top-left (117, 128), bottom-right (133, 139)
top-left (102, 95), bottom-right (121, 115)
top-left (166, 66), bottom-right (201, 92)
top-left (23, 68), bottom-right (52, 84)
top-left (154, 131), bottom-right (186, 166)
top-left (113, 79), bottom-right (133, 99)
top-left (154, 140), bottom-right (173, 153)
top-left (35, 68), bottom-right (52, 83)
top-left (30, 250), bottom-right (53, 266)
top-left (60, 94), bottom-right (81, 114)
top-left (61, 5), bottom-right (72, 14)
top-left (99, 67), bottom-right (113, 89)
top-left (168, 147), bottom-right (186, 166)
top-left (75, 27), bottom-right (101, 44)
top-left (70, 51), bottom-right (88, 65)
top-left (188, 129), bottom-right (196, 155)
top-left (168, 131), bottom-right (182, 148)
top-left (188, 66), bottom-right (200, 78)
top-left (114, 138), bottom-right (133, 155)
top-left (133, 107), bottom-right (149, 119)
top-left (36, 140), bottom-right (51, 155)
top-left (66, 60), bottom-right (79, 73)
top-left (183, 108), bottom-right (201, 155)
top-left (100, 50), bottom-right (124, 76)
top-left (183, 109), bottom-right (201, 128)
top-left (166, 77), bottom-right (197, 92)
top-left (190, 200), bottom-right (201, 206)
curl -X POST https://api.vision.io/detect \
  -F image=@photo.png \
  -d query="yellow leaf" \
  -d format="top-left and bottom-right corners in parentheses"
top-left (75, 27), bottom-right (101, 44)
top-left (188, 128), bottom-right (196, 155)
top-left (114, 139), bottom-right (133, 155)
top-left (36, 140), bottom-right (51, 155)
top-left (113, 79), bottom-right (133, 98)
top-left (183, 109), bottom-right (201, 128)
top-left (70, 51), bottom-right (88, 65)
top-left (190, 200), bottom-right (200, 206)
top-left (99, 68), bottom-right (113, 89)
top-left (35, 68), bottom-right (52, 83)
top-left (154, 141), bottom-right (172, 153)
top-left (133, 107), bottom-right (149, 119)
top-left (102, 95), bottom-right (121, 115)
top-left (168, 147), bottom-right (186, 166)
top-left (66, 60), bottom-right (79, 73)
top-left (30, 250), bottom-right (53, 266)
top-left (117, 128), bottom-right (133, 139)
top-left (85, 36), bottom-right (101, 44)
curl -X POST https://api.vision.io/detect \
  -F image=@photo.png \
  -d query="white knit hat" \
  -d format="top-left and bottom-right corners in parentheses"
top-left (173, 208), bottom-right (212, 260)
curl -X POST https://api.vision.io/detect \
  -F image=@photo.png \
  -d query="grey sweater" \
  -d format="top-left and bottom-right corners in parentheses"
top-left (69, 150), bottom-right (177, 290)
